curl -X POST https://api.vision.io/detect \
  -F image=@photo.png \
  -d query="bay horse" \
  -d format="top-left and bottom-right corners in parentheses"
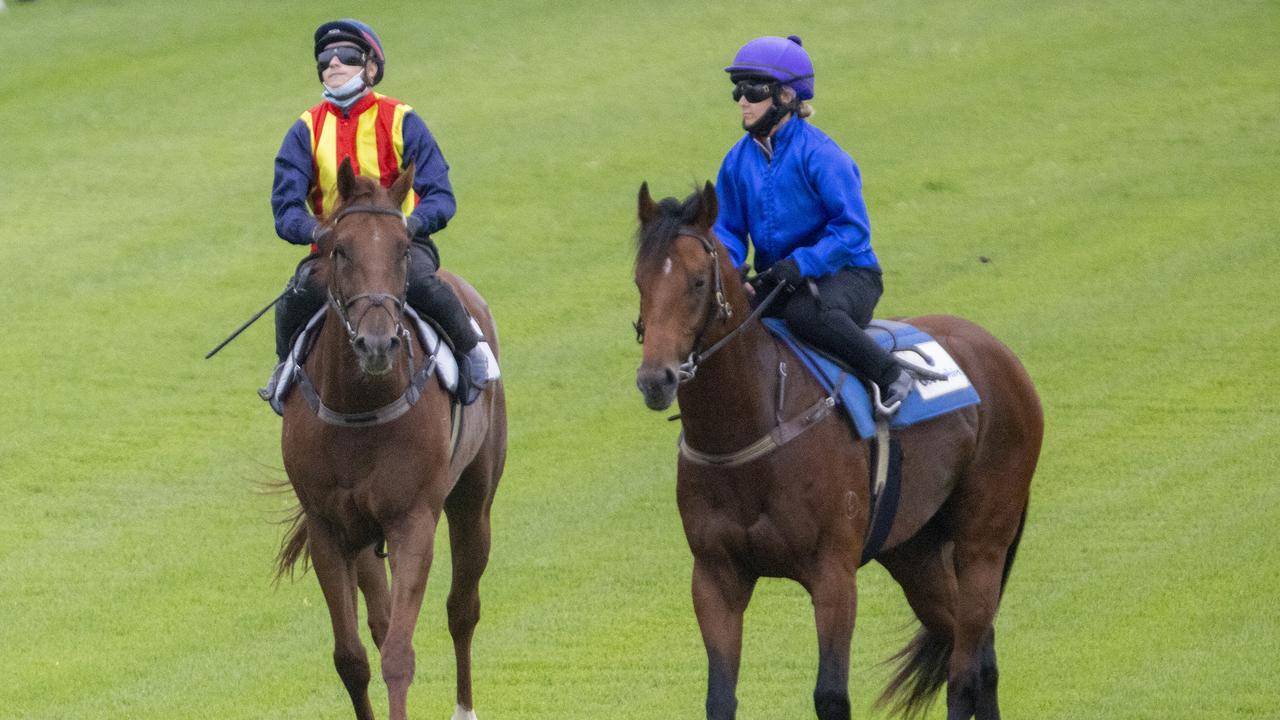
top-left (632, 183), bottom-right (1042, 720)
top-left (275, 159), bottom-right (507, 720)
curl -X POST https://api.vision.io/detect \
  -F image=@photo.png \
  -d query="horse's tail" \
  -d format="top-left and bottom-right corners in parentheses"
top-left (877, 504), bottom-right (1029, 718)
top-left (273, 504), bottom-right (311, 583)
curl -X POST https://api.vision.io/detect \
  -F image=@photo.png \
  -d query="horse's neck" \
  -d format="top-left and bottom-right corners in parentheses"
top-left (676, 320), bottom-right (784, 455)
top-left (309, 308), bottom-right (409, 413)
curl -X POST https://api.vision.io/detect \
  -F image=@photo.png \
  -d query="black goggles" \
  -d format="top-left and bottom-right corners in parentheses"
top-left (732, 80), bottom-right (778, 103)
top-left (317, 46), bottom-right (367, 71)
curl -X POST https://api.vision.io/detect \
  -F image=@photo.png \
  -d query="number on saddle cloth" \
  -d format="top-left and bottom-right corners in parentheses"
top-left (762, 318), bottom-right (981, 439)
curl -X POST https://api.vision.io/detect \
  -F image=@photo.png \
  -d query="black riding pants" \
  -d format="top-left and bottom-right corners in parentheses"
top-left (773, 267), bottom-right (900, 389)
top-left (273, 240), bottom-right (479, 361)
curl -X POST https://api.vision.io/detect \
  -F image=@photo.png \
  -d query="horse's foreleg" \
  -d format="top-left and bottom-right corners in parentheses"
top-left (692, 558), bottom-right (756, 720)
top-left (308, 524), bottom-right (375, 720)
top-left (443, 468), bottom-right (495, 719)
top-left (381, 506), bottom-right (441, 720)
top-left (356, 545), bottom-right (391, 648)
top-left (809, 563), bottom-right (857, 720)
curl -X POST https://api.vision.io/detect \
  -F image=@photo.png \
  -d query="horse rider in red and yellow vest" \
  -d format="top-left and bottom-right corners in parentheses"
top-left (262, 19), bottom-right (495, 410)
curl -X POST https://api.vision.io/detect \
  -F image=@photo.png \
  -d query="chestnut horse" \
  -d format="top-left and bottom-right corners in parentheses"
top-left (275, 160), bottom-right (507, 720)
top-left (632, 184), bottom-right (1042, 720)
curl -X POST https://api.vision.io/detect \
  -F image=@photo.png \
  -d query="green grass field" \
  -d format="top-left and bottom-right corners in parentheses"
top-left (2, 1), bottom-right (1277, 718)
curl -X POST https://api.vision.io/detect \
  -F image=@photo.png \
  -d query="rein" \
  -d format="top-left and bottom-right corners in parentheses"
top-left (673, 230), bottom-right (786, 383)
top-left (680, 279), bottom-right (787, 382)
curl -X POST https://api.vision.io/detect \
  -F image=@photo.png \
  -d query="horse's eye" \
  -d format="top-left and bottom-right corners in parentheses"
top-left (693, 276), bottom-right (707, 289)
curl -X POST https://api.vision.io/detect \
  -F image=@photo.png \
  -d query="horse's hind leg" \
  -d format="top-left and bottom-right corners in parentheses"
top-left (876, 521), bottom-right (958, 717)
top-left (946, 529), bottom-right (1018, 720)
top-left (356, 545), bottom-right (391, 648)
top-left (309, 523), bottom-right (376, 720)
top-left (443, 465), bottom-right (496, 720)
top-left (947, 441), bottom-right (1034, 720)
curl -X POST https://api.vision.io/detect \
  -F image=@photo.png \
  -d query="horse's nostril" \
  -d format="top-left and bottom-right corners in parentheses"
top-left (353, 336), bottom-right (368, 353)
top-left (664, 367), bottom-right (677, 385)
top-left (387, 336), bottom-right (401, 353)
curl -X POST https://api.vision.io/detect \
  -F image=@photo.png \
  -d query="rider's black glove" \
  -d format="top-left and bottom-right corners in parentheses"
top-left (406, 215), bottom-right (426, 240)
top-left (754, 258), bottom-right (803, 294)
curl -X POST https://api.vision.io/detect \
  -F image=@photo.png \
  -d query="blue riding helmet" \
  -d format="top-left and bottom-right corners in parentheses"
top-left (725, 35), bottom-right (814, 101)
top-left (314, 19), bottom-right (386, 85)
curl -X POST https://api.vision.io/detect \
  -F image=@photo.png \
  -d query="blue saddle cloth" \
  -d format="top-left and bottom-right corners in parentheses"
top-left (762, 318), bottom-right (980, 438)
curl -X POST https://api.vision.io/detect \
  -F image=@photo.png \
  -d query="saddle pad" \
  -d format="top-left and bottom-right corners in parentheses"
top-left (762, 318), bottom-right (980, 439)
top-left (405, 307), bottom-right (460, 393)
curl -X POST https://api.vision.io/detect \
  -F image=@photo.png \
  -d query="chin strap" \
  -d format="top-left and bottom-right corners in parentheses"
top-left (746, 88), bottom-right (801, 138)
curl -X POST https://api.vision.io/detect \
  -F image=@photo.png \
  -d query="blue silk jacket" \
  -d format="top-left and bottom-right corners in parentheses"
top-left (713, 117), bottom-right (878, 277)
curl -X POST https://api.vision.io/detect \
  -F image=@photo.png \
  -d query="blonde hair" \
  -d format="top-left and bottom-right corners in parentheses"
top-left (797, 101), bottom-right (814, 119)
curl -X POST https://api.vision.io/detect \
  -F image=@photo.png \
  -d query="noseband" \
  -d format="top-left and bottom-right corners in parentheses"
top-left (323, 204), bottom-right (412, 348)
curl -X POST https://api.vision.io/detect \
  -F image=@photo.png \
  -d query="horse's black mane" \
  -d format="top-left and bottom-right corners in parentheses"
top-left (635, 189), bottom-right (705, 270)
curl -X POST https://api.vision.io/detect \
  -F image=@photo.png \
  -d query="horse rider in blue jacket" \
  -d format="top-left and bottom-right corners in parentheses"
top-left (714, 34), bottom-right (919, 414)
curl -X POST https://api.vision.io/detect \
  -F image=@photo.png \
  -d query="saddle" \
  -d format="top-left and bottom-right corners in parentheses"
top-left (762, 319), bottom-right (980, 439)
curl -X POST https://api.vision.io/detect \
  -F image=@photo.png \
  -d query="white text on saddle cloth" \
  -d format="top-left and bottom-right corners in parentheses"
top-left (894, 341), bottom-right (972, 401)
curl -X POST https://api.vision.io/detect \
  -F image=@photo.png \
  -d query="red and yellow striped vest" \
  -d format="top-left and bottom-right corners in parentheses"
top-left (300, 92), bottom-right (418, 218)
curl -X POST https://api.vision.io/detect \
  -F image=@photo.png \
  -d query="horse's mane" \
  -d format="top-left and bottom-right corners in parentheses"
top-left (635, 189), bottom-right (705, 271)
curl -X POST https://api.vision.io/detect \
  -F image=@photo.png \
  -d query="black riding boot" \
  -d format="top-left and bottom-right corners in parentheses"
top-left (777, 268), bottom-right (911, 415)
top-left (273, 260), bottom-right (327, 361)
top-left (406, 241), bottom-right (494, 404)
top-left (788, 306), bottom-right (902, 389)
top-left (259, 260), bottom-right (325, 414)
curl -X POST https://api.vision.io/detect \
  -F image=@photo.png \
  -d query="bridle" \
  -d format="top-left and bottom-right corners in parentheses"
top-left (293, 203), bottom-right (447, 428)
top-left (634, 229), bottom-right (785, 383)
top-left (323, 204), bottom-right (412, 351)
top-left (635, 227), bottom-right (834, 469)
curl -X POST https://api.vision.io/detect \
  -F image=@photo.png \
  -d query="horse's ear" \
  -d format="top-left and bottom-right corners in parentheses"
top-left (390, 164), bottom-right (415, 208)
top-left (337, 157), bottom-right (357, 201)
top-left (638, 182), bottom-right (657, 226)
top-left (697, 181), bottom-right (718, 229)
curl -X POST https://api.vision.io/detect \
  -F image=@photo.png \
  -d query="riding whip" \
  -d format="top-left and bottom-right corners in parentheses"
top-left (204, 287), bottom-right (291, 359)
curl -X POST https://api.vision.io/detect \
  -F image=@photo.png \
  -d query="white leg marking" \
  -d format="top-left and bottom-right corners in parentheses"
top-left (451, 705), bottom-right (478, 720)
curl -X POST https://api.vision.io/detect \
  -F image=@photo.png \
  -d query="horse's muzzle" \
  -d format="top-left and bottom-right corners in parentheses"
top-left (353, 333), bottom-right (401, 376)
top-left (636, 364), bottom-right (678, 411)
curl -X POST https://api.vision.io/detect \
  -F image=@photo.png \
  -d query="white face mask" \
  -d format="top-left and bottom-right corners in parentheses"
top-left (322, 73), bottom-right (368, 108)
